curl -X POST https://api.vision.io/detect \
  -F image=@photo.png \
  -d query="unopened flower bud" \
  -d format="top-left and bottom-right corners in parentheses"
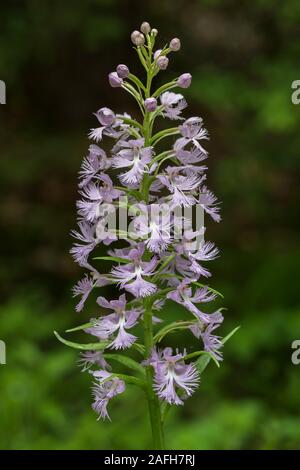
top-left (157, 55), bottom-right (169, 70)
top-left (131, 30), bottom-right (145, 46)
top-left (154, 49), bottom-right (162, 60)
top-left (95, 107), bottom-right (115, 126)
top-left (144, 97), bottom-right (157, 112)
top-left (169, 38), bottom-right (181, 51)
top-left (151, 28), bottom-right (158, 36)
top-left (140, 22), bottom-right (151, 34)
top-left (116, 64), bottom-right (129, 79)
top-left (108, 72), bottom-right (123, 88)
top-left (177, 73), bottom-right (192, 88)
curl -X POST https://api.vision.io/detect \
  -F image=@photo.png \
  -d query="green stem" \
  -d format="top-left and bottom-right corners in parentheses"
top-left (144, 301), bottom-right (165, 450)
top-left (153, 80), bottom-right (177, 98)
top-left (139, 46), bottom-right (165, 448)
top-left (150, 127), bottom-right (180, 146)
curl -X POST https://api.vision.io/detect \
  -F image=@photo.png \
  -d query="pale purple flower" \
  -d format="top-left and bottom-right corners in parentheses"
top-left (70, 221), bottom-right (98, 266)
top-left (112, 138), bottom-right (153, 185)
top-left (176, 117), bottom-right (209, 154)
top-left (176, 253), bottom-right (211, 280)
top-left (149, 348), bottom-right (200, 405)
top-left (167, 279), bottom-right (223, 325)
top-left (157, 167), bottom-right (203, 207)
top-left (190, 323), bottom-right (223, 361)
top-left (78, 351), bottom-right (110, 372)
top-left (89, 112), bottom-right (130, 143)
top-left (72, 275), bottom-right (94, 312)
top-left (199, 185), bottom-right (221, 222)
top-left (177, 73), bottom-right (192, 88)
top-left (87, 294), bottom-right (142, 349)
top-left (174, 143), bottom-right (207, 166)
top-left (191, 240), bottom-right (219, 262)
top-left (174, 231), bottom-right (219, 278)
top-left (110, 244), bottom-right (157, 297)
top-left (116, 64), bottom-right (129, 79)
top-left (92, 370), bottom-right (125, 420)
top-left (77, 175), bottom-right (122, 222)
top-left (144, 97), bottom-right (157, 112)
top-left (132, 203), bottom-right (172, 253)
top-left (109, 72), bottom-right (123, 88)
top-left (160, 92), bottom-right (187, 120)
top-left (79, 145), bottom-right (111, 188)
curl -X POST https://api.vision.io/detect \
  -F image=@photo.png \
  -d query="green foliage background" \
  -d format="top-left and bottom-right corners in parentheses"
top-left (1, 0), bottom-right (300, 449)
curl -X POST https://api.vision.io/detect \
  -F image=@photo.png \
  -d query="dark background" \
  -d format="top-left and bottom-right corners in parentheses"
top-left (1, 0), bottom-right (300, 449)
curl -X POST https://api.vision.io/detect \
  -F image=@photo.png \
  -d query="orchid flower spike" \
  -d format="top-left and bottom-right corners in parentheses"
top-left (57, 21), bottom-right (236, 451)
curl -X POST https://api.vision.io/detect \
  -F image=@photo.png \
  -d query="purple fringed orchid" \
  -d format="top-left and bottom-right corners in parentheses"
top-left (149, 348), bottom-right (200, 405)
top-left (92, 370), bottom-right (125, 421)
top-left (160, 91), bottom-right (187, 120)
top-left (87, 294), bottom-right (143, 349)
top-left (112, 137), bottom-right (153, 186)
top-left (56, 21), bottom-right (238, 450)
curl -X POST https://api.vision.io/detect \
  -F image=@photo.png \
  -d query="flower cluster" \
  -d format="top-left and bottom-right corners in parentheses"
top-left (59, 22), bottom-right (230, 436)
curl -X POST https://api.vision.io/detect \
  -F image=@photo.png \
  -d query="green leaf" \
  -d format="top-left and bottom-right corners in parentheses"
top-left (103, 353), bottom-right (145, 375)
top-left (196, 354), bottom-right (211, 374)
top-left (66, 321), bottom-right (93, 333)
top-left (187, 350), bottom-right (220, 368)
top-left (93, 256), bottom-right (130, 264)
top-left (154, 320), bottom-right (194, 343)
top-left (161, 401), bottom-right (171, 423)
top-left (111, 373), bottom-right (146, 390)
top-left (132, 343), bottom-right (145, 355)
top-left (54, 331), bottom-right (108, 351)
top-left (222, 325), bottom-right (241, 344)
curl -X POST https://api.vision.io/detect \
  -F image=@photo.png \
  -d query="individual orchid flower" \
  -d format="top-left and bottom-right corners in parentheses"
top-left (149, 347), bottom-right (200, 405)
top-left (91, 370), bottom-right (125, 421)
top-left (88, 108), bottom-right (131, 142)
top-left (72, 275), bottom-right (94, 312)
top-left (160, 91), bottom-right (187, 120)
top-left (112, 138), bottom-right (153, 185)
top-left (157, 166), bottom-right (204, 207)
top-left (176, 117), bottom-right (209, 154)
top-left (110, 244), bottom-right (158, 297)
top-left (87, 294), bottom-right (142, 349)
top-left (77, 175), bottom-right (122, 222)
top-left (78, 351), bottom-right (111, 372)
top-left (79, 145), bottom-right (111, 188)
top-left (189, 322), bottom-right (223, 361)
top-left (167, 279), bottom-right (223, 325)
top-left (199, 185), bottom-right (222, 222)
top-left (132, 203), bottom-right (172, 253)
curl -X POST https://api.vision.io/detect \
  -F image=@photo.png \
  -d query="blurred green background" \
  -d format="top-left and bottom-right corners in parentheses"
top-left (1, 0), bottom-right (300, 450)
